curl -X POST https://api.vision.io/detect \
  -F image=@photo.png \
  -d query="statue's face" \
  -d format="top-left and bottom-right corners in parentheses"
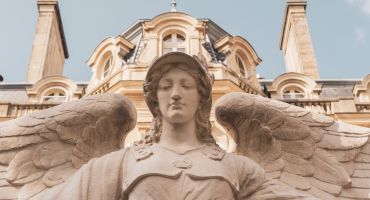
top-left (157, 68), bottom-right (199, 124)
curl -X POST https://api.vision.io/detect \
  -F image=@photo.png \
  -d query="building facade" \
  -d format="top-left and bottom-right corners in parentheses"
top-left (0, 0), bottom-right (369, 150)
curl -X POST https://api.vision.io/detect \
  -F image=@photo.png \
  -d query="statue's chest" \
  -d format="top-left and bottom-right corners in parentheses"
top-left (121, 145), bottom-right (240, 199)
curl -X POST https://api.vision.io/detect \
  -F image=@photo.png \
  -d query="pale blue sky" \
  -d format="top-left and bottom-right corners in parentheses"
top-left (0, 0), bottom-right (369, 82)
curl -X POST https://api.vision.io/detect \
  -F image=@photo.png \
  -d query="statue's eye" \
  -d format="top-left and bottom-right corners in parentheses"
top-left (158, 84), bottom-right (172, 90)
top-left (182, 83), bottom-right (195, 89)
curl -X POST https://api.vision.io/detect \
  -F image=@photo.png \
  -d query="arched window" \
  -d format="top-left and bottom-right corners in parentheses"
top-left (282, 89), bottom-right (305, 99)
top-left (101, 56), bottom-right (112, 79)
top-left (42, 89), bottom-right (67, 103)
top-left (235, 55), bottom-right (247, 78)
top-left (162, 33), bottom-right (185, 54)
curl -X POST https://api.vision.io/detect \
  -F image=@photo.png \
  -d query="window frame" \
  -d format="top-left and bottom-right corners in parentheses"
top-left (162, 32), bottom-right (186, 55)
top-left (41, 88), bottom-right (67, 103)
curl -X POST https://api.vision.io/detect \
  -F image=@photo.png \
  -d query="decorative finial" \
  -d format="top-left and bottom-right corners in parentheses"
top-left (171, 0), bottom-right (177, 12)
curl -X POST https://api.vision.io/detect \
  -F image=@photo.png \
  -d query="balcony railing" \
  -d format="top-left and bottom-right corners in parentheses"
top-left (282, 99), bottom-right (334, 115)
top-left (0, 102), bottom-right (59, 118)
top-left (356, 102), bottom-right (370, 112)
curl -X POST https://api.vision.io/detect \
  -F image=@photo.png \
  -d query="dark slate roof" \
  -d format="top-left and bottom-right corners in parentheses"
top-left (259, 79), bottom-right (361, 99)
top-left (317, 80), bottom-right (359, 98)
top-left (0, 83), bottom-right (31, 103)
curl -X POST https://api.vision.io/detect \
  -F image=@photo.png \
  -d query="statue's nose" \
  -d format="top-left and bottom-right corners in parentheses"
top-left (171, 94), bottom-right (181, 101)
top-left (171, 85), bottom-right (182, 100)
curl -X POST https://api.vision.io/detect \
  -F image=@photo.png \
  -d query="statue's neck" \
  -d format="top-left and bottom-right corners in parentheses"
top-left (159, 120), bottom-right (202, 152)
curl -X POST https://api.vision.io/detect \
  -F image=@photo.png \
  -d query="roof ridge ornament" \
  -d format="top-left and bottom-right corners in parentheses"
top-left (171, 0), bottom-right (177, 12)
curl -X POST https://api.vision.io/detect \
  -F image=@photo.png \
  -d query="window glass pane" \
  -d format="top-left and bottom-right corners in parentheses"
top-left (163, 35), bottom-right (172, 42)
top-left (282, 94), bottom-right (292, 99)
top-left (162, 33), bottom-right (185, 54)
top-left (103, 57), bottom-right (111, 78)
top-left (43, 90), bottom-right (66, 103)
top-left (282, 89), bottom-right (305, 99)
top-left (177, 34), bottom-right (185, 42)
top-left (236, 56), bottom-right (245, 76)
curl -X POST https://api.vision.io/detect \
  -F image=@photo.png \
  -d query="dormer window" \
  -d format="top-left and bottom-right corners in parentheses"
top-left (102, 56), bottom-right (112, 79)
top-left (42, 89), bottom-right (67, 103)
top-left (235, 55), bottom-right (247, 78)
top-left (282, 89), bottom-right (305, 99)
top-left (162, 33), bottom-right (186, 54)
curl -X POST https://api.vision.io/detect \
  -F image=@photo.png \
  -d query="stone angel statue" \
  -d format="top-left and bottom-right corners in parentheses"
top-left (0, 94), bottom-right (137, 199)
top-left (215, 93), bottom-right (370, 200)
top-left (0, 52), bottom-right (369, 199)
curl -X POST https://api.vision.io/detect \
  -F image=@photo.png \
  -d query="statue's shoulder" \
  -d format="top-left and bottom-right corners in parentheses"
top-left (202, 143), bottom-right (226, 161)
top-left (128, 141), bottom-right (154, 161)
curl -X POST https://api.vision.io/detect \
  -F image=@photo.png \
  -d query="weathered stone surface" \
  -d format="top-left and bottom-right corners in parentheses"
top-left (352, 170), bottom-right (370, 178)
top-left (351, 178), bottom-right (370, 188)
top-left (18, 178), bottom-right (46, 200)
top-left (283, 153), bottom-right (313, 176)
top-left (272, 120), bottom-right (310, 140)
top-left (7, 150), bottom-right (44, 185)
top-left (306, 113), bottom-right (334, 125)
top-left (15, 116), bottom-right (45, 127)
top-left (0, 186), bottom-right (19, 199)
top-left (327, 148), bottom-right (361, 162)
top-left (361, 143), bottom-right (370, 154)
top-left (309, 127), bottom-right (325, 143)
top-left (0, 165), bottom-right (7, 172)
top-left (43, 162), bottom-right (76, 187)
top-left (355, 153), bottom-right (370, 163)
top-left (0, 135), bottom-right (44, 151)
top-left (0, 179), bottom-right (10, 187)
top-left (56, 125), bottom-right (80, 144)
top-left (33, 142), bottom-right (73, 169)
top-left (309, 177), bottom-right (342, 195)
top-left (337, 197), bottom-right (360, 200)
top-left (325, 122), bottom-right (370, 135)
top-left (39, 132), bottom-right (59, 141)
top-left (0, 171), bottom-right (6, 180)
top-left (308, 186), bottom-right (336, 200)
top-left (311, 149), bottom-right (350, 186)
top-left (281, 138), bottom-right (314, 159)
top-left (317, 134), bottom-right (368, 150)
top-left (0, 150), bottom-right (21, 165)
top-left (266, 171), bottom-right (281, 179)
top-left (340, 188), bottom-right (370, 199)
top-left (354, 162), bottom-right (370, 170)
top-left (280, 172), bottom-right (311, 191)
top-left (260, 140), bottom-right (282, 164)
top-left (264, 158), bottom-right (284, 172)
top-left (0, 122), bottom-right (24, 137)
top-left (341, 161), bottom-right (355, 176)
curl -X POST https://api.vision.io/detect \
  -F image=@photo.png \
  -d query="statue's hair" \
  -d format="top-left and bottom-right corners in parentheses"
top-left (143, 63), bottom-right (216, 144)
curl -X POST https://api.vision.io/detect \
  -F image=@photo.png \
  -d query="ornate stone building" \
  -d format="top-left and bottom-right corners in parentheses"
top-left (0, 0), bottom-right (369, 150)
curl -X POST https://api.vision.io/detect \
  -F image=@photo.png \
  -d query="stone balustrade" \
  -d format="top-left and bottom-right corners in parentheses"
top-left (0, 102), bottom-right (59, 119)
top-left (356, 102), bottom-right (370, 112)
top-left (282, 99), bottom-right (334, 115)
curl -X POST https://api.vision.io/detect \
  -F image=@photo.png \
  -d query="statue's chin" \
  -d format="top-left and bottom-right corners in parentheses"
top-left (163, 114), bottom-right (194, 125)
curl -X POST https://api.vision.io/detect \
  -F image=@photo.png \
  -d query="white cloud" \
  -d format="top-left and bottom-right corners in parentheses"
top-left (355, 28), bottom-right (366, 42)
top-left (346, 0), bottom-right (356, 5)
top-left (362, 0), bottom-right (370, 15)
top-left (345, 0), bottom-right (370, 16)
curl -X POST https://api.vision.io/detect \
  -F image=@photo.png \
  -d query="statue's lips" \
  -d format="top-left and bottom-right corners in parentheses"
top-left (170, 105), bottom-right (184, 109)
top-left (169, 103), bottom-right (185, 109)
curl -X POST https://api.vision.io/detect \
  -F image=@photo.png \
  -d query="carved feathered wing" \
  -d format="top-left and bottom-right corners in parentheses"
top-left (0, 93), bottom-right (136, 200)
top-left (215, 92), bottom-right (370, 200)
